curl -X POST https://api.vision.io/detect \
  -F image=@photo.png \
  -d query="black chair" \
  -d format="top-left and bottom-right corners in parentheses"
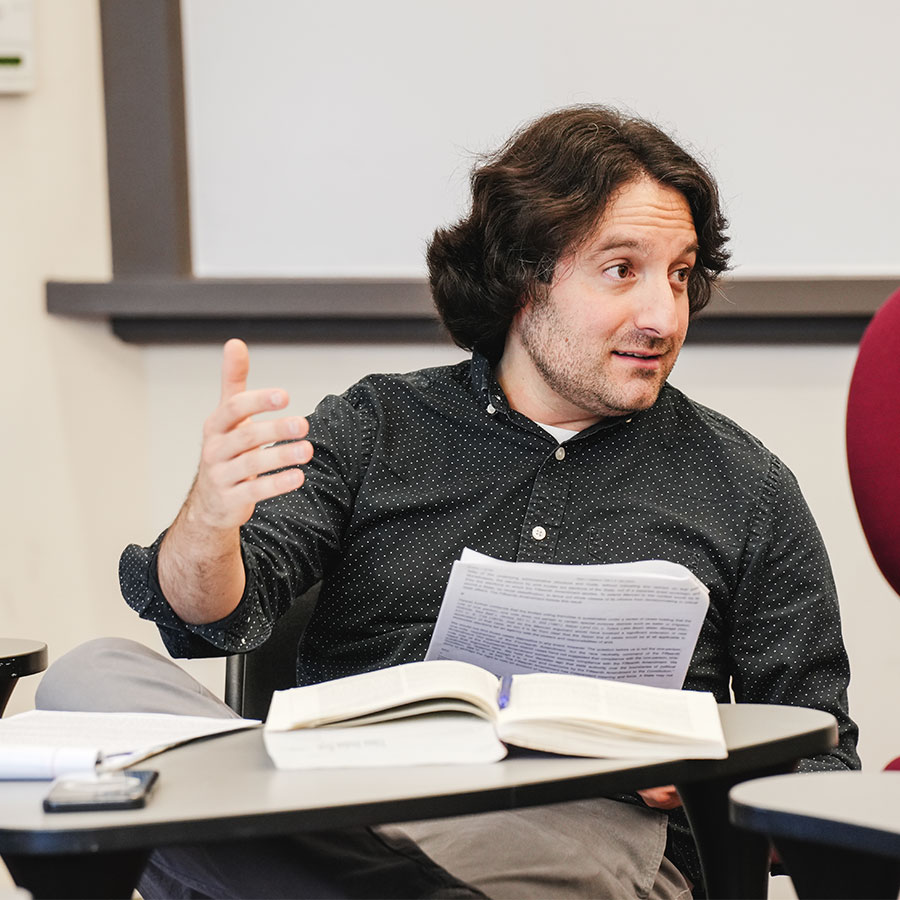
top-left (224, 583), bottom-right (320, 720)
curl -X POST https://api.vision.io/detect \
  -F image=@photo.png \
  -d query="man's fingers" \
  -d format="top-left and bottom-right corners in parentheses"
top-left (206, 441), bottom-right (312, 491)
top-left (233, 465), bottom-right (306, 507)
top-left (220, 417), bottom-right (310, 459)
top-left (191, 462), bottom-right (306, 530)
top-left (205, 388), bottom-right (292, 435)
top-left (203, 414), bottom-right (309, 465)
top-left (196, 340), bottom-right (310, 528)
top-left (220, 338), bottom-right (250, 403)
top-left (227, 442), bottom-right (313, 485)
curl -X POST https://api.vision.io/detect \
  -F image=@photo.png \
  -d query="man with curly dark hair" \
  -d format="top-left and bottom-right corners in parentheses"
top-left (39, 105), bottom-right (858, 899)
top-left (428, 105), bottom-right (729, 359)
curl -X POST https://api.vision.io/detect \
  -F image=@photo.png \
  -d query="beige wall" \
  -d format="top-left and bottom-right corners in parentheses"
top-left (0, 0), bottom-right (158, 716)
top-left (2, 5), bottom-right (899, 895)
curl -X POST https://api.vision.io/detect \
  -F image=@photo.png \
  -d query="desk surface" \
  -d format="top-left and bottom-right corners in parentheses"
top-left (730, 771), bottom-right (900, 859)
top-left (0, 703), bottom-right (836, 856)
top-left (0, 641), bottom-right (47, 679)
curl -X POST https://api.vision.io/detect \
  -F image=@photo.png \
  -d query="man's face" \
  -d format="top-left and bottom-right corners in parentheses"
top-left (504, 177), bottom-right (697, 427)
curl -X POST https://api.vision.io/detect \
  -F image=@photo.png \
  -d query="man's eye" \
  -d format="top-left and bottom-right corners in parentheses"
top-left (605, 264), bottom-right (630, 280)
top-left (673, 267), bottom-right (691, 283)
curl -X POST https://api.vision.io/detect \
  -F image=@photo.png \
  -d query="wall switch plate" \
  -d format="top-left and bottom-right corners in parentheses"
top-left (0, 0), bottom-right (33, 93)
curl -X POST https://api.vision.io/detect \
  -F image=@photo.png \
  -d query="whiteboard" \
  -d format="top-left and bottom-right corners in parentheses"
top-left (181, 0), bottom-right (900, 280)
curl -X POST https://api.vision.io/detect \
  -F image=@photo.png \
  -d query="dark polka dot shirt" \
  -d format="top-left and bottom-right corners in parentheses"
top-left (120, 351), bottom-right (859, 884)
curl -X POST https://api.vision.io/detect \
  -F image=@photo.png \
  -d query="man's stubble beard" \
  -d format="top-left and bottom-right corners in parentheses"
top-left (518, 300), bottom-right (676, 419)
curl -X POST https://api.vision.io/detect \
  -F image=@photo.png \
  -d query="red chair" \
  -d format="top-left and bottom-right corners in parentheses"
top-left (846, 285), bottom-right (900, 598)
top-left (846, 285), bottom-right (900, 771)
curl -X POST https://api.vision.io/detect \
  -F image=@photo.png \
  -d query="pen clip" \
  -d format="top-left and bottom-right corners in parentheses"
top-left (497, 674), bottom-right (513, 709)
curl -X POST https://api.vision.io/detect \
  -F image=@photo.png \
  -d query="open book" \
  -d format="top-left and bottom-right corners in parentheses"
top-left (263, 659), bottom-right (726, 769)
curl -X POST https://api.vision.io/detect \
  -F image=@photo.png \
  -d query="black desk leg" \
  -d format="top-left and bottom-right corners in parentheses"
top-left (773, 836), bottom-right (900, 900)
top-left (2, 849), bottom-right (150, 899)
top-left (0, 679), bottom-right (15, 717)
top-left (678, 764), bottom-right (792, 900)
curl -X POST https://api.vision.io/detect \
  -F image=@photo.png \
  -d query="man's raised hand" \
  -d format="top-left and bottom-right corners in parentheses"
top-left (188, 338), bottom-right (312, 530)
top-left (157, 340), bottom-right (313, 623)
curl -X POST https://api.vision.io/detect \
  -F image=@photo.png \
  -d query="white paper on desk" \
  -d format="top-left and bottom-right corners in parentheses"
top-left (264, 712), bottom-right (507, 769)
top-left (425, 549), bottom-right (709, 688)
top-left (0, 745), bottom-right (101, 780)
top-left (0, 710), bottom-right (259, 779)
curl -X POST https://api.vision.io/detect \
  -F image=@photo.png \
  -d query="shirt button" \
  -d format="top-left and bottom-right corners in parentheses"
top-left (554, 446), bottom-right (566, 461)
top-left (531, 525), bottom-right (547, 541)
top-left (486, 403), bottom-right (496, 415)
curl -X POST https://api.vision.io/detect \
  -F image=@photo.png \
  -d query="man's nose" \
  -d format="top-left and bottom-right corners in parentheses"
top-left (632, 276), bottom-right (681, 338)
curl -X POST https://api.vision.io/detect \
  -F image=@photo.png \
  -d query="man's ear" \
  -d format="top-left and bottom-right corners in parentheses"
top-left (508, 296), bottom-right (531, 333)
top-left (495, 303), bottom-right (528, 370)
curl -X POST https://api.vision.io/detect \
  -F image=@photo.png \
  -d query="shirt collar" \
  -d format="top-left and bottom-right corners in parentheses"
top-left (471, 351), bottom-right (510, 417)
top-left (470, 350), bottom-right (656, 440)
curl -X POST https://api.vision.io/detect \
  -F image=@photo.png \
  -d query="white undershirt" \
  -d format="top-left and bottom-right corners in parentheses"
top-left (535, 422), bottom-right (579, 443)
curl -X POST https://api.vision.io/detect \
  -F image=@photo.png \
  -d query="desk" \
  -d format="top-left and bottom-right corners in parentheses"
top-left (730, 771), bottom-right (900, 900)
top-left (0, 703), bottom-right (836, 900)
top-left (0, 641), bottom-right (47, 717)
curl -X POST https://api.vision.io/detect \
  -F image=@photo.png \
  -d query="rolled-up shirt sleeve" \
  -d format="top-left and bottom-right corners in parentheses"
top-left (119, 533), bottom-right (270, 657)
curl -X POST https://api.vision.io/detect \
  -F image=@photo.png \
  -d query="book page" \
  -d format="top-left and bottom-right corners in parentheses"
top-left (425, 551), bottom-right (708, 688)
top-left (499, 673), bottom-right (719, 739)
top-left (265, 659), bottom-right (500, 731)
top-left (495, 673), bottom-right (726, 759)
top-left (0, 710), bottom-right (259, 778)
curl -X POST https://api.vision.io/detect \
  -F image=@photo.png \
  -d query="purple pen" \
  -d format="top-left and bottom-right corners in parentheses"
top-left (497, 674), bottom-right (513, 709)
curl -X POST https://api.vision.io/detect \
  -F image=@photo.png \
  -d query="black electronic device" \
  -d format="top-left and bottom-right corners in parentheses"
top-left (42, 769), bottom-right (159, 812)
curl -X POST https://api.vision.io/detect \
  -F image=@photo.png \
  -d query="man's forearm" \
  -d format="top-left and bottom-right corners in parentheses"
top-left (157, 503), bottom-right (246, 625)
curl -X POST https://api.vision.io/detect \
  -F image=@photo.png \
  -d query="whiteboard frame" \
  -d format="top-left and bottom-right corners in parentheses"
top-left (45, 0), bottom-right (895, 344)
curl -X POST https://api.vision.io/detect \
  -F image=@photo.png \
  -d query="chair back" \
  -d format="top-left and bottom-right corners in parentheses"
top-left (224, 582), bottom-right (321, 720)
top-left (846, 286), bottom-right (900, 597)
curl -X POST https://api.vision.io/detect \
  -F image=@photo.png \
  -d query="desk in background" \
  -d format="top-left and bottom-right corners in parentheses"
top-left (0, 703), bottom-right (836, 900)
top-left (731, 771), bottom-right (900, 899)
top-left (0, 641), bottom-right (47, 717)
